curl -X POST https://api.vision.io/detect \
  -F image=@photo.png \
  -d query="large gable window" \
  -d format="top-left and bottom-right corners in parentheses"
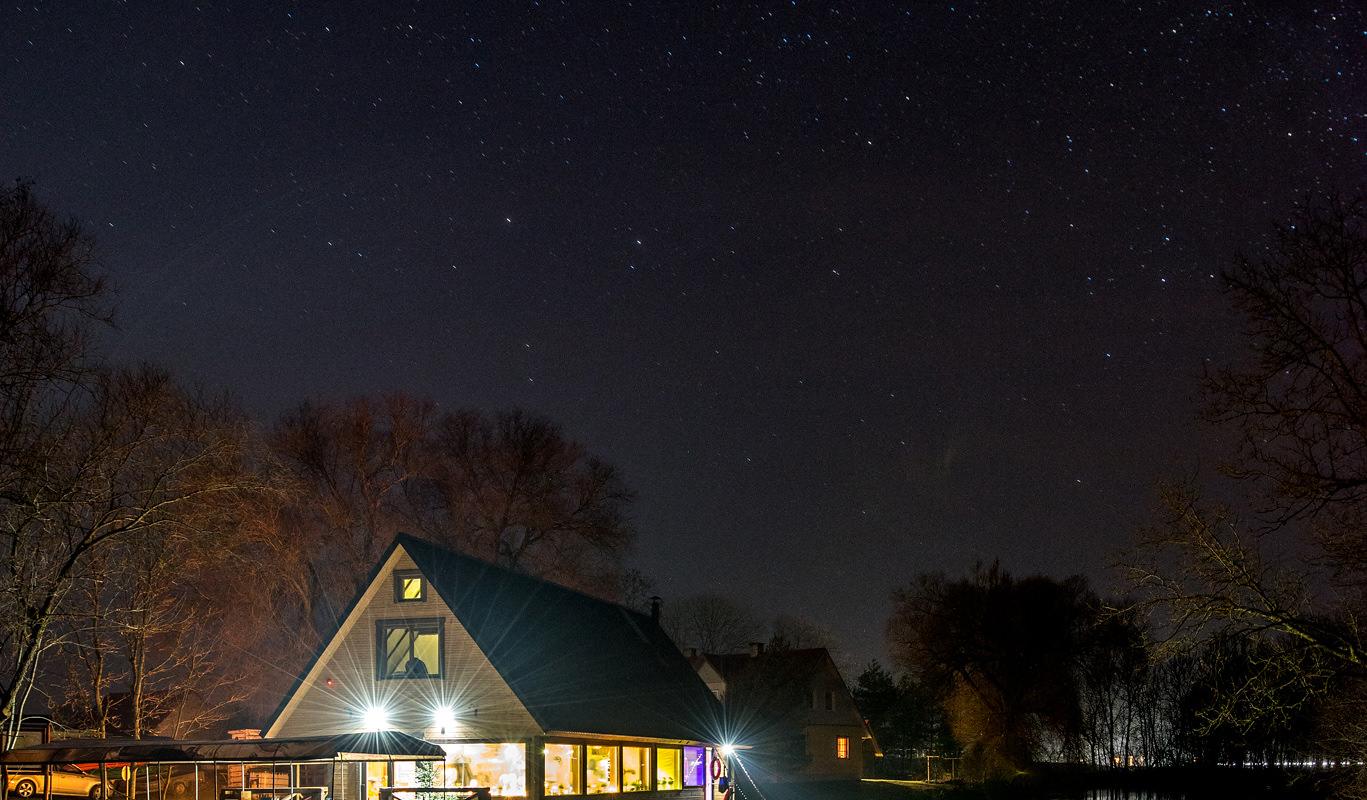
top-left (377, 618), bottom-right (442, 679)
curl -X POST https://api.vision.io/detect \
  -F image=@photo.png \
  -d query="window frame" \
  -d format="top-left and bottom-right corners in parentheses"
top-left (835, 736), bottom-right (850, 760)
top-left (681, 746), bottom-right (706, 789)
top-left (654, 747), bottom-right (683, 792)
top-left (620, 746), bottom-right (651, 793)
top-left (375, 617), bottom-right (444, 680)
top-left (544, 743), bottom-right (584, 797)
top-left (824, 690), bottom-right (835, 711)
top-left (394, 570), bottom-right (427, 603)
top-left (584, 744), bottom-right (620, 795)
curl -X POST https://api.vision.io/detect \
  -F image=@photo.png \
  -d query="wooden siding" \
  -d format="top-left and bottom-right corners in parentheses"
top-left (269, 548), bottom-right (542, 740)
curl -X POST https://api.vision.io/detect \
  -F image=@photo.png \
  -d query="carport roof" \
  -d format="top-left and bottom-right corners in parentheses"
top-left (0, 731), bottom-right (445, 765)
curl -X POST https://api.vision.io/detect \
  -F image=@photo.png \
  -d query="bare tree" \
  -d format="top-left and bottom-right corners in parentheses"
top-left (0, 366), bottom-right (281, 741)
top-left (271, 393), bottom-right (436, 634)
top-left (1128, 192), bottom-right (1367, 789)
top-left (663, 594), bottom-right (763, 654)
top-left (424, 409), bottom-right (636, 594)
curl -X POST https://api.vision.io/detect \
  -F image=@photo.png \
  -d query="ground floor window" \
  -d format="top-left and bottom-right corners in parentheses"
top-left (835, 737), bottom-right (850, 759)
top-left (585, 745), bottom-right (618, 794)
top-left (544, 744), bottom-right (582, 796)
top-left (655, 748), bottom-right (681, 791)
top-left (682, 747), bottom-right (706, 788)
top-left (365, 762), bottom-right (388, 800)
top-left (441, 743), bottom-right (527, 796)
top-left (621, 747), bottom-right (650, 792)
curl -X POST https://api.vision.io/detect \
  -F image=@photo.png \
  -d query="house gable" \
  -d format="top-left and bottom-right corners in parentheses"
top-left (266, 544), bottom-right (541, 740)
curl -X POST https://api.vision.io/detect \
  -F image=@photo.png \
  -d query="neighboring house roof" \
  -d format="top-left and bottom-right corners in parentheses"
top-left (691, 648), bottom-right (835, 683)
top-left (689, 647), bottom-right (883, 757)
top-left (266, 534), bottom-right (721, 743)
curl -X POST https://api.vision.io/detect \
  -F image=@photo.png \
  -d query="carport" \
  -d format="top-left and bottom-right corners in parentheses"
top-left (0, 733), bottom-right (451, 800)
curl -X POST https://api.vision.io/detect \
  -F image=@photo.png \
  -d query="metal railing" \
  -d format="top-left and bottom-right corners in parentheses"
top-left (378, 788), bottom-right (491, 800)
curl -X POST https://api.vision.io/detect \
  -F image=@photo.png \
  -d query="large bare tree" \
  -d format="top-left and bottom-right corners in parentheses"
top-left (1129, 193), bottom-right (1367, 790)
top-left (0, 366), bottom-right (281, 742)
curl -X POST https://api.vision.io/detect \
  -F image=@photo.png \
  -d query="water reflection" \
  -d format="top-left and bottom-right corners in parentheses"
top-left (1072, 792), bottom-right (1187, 800)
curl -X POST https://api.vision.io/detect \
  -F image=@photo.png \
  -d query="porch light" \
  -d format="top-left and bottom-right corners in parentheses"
top-left (433, 706), bottom-right (457, 734)
top-left (719, 744), bottom-right (736, 758)
top-left (362, 705), bottom-right (390, 731)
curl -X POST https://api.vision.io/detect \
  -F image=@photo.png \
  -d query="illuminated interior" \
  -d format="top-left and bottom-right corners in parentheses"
top-left (365, 762), bottom-right (387, 800)
top-left (400, 576), bottom-right (425, 600)
top-left (441, 743), bottom-right (527, 796)
top-left (544, 745), bottom-right (582, 796)
top-left (621, 747), bottom-right (649, 792)
top-left (585, 745), bottom-right (618, 794)
top-left (835, 737), bottom-right (849, 759)
top-left (682, 747), bottom-right (706, 788)
top-left (655, 749), bottom-right (681, 790)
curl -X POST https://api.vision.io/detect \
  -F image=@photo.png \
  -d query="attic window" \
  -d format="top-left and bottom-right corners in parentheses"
top-left (395, 570), bottom-right (426, 602)
top-left (377, 618), bottom-right (442, 679)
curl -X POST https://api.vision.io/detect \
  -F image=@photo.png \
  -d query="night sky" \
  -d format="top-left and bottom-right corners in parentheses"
top-left (3, 2), bottom-right (1364, 668)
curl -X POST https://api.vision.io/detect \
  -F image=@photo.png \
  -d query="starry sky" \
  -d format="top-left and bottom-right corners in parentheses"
top-left (2, 2), bottom-right (1364, 668)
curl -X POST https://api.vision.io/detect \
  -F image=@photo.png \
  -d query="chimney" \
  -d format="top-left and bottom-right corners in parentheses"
top-left (650, 595), bottom-right (662, 624)
top-left (748, 641), bottom-right (765, 657)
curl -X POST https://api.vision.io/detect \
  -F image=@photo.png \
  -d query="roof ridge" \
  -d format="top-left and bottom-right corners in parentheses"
top-left (394, 532), bottom-right (655, 623)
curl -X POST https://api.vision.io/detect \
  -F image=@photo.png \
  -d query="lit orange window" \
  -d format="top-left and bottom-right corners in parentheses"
top-left (835, 737), bottom-right (850, 759)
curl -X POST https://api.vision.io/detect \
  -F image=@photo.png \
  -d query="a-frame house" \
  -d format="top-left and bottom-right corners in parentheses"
top-left (265, 534), bottom-right (720, 800)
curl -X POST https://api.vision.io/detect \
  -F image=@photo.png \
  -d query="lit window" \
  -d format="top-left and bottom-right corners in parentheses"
top-left (655, 749), bottom-right (681, 791)
top-left (377, 619), bottom-right (442, 679)
top-left (544, 744), bottom-right (582, 796)
top-left (835, 737), bottom-right (850, 759)
top-left (622, 747), bottom-right (650, 792)
top-left (682, 747), bottom-right (706, 788)
top-left (443, 743), bottom-right (526, 797)
top-left (586, 745), bottom-right (618, 794)
top-left (395, 571), bottom-right (426, 602)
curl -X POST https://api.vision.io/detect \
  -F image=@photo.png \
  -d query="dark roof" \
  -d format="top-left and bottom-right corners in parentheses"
top-left (1, 732), bottom-right (445, 765)
top-left (398, 534), bottom-right (721, 742)
top-left (265, 534), bottom-right (722, 743)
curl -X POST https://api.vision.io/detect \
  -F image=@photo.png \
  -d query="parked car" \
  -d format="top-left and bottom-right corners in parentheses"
top-left (7, 766), bottom-right (109, 800)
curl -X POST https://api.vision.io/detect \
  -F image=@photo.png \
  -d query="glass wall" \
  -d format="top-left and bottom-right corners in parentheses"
top-left (585, 745), bottom-right (618, 794)
top-left (543, 743), bottom-right (702, 794)
top-left (655, 749), bottom-right (682, 791)
top-left (544, 744), bottom-right (582, 796)
top-left (441, 743), bottom-right (527, 796)
top-left (621, 748), bottom-right (650, 792)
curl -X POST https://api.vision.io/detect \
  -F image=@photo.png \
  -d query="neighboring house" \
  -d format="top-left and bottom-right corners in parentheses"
top-left (266, 534), bottom-right (721, 800)
top-left (686, 645), bottom-right (880, 782)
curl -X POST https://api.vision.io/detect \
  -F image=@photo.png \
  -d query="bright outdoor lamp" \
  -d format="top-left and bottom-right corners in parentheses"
top-left (361, 705), bottom-right (390, 731)
top-left (433, 706), bottom-right (457, 733)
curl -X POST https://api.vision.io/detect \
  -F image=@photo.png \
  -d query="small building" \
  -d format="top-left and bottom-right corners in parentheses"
top-left (686, 646), bottom-right (879, 782)
top-left (265, 534), bottom-right (721, 800)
